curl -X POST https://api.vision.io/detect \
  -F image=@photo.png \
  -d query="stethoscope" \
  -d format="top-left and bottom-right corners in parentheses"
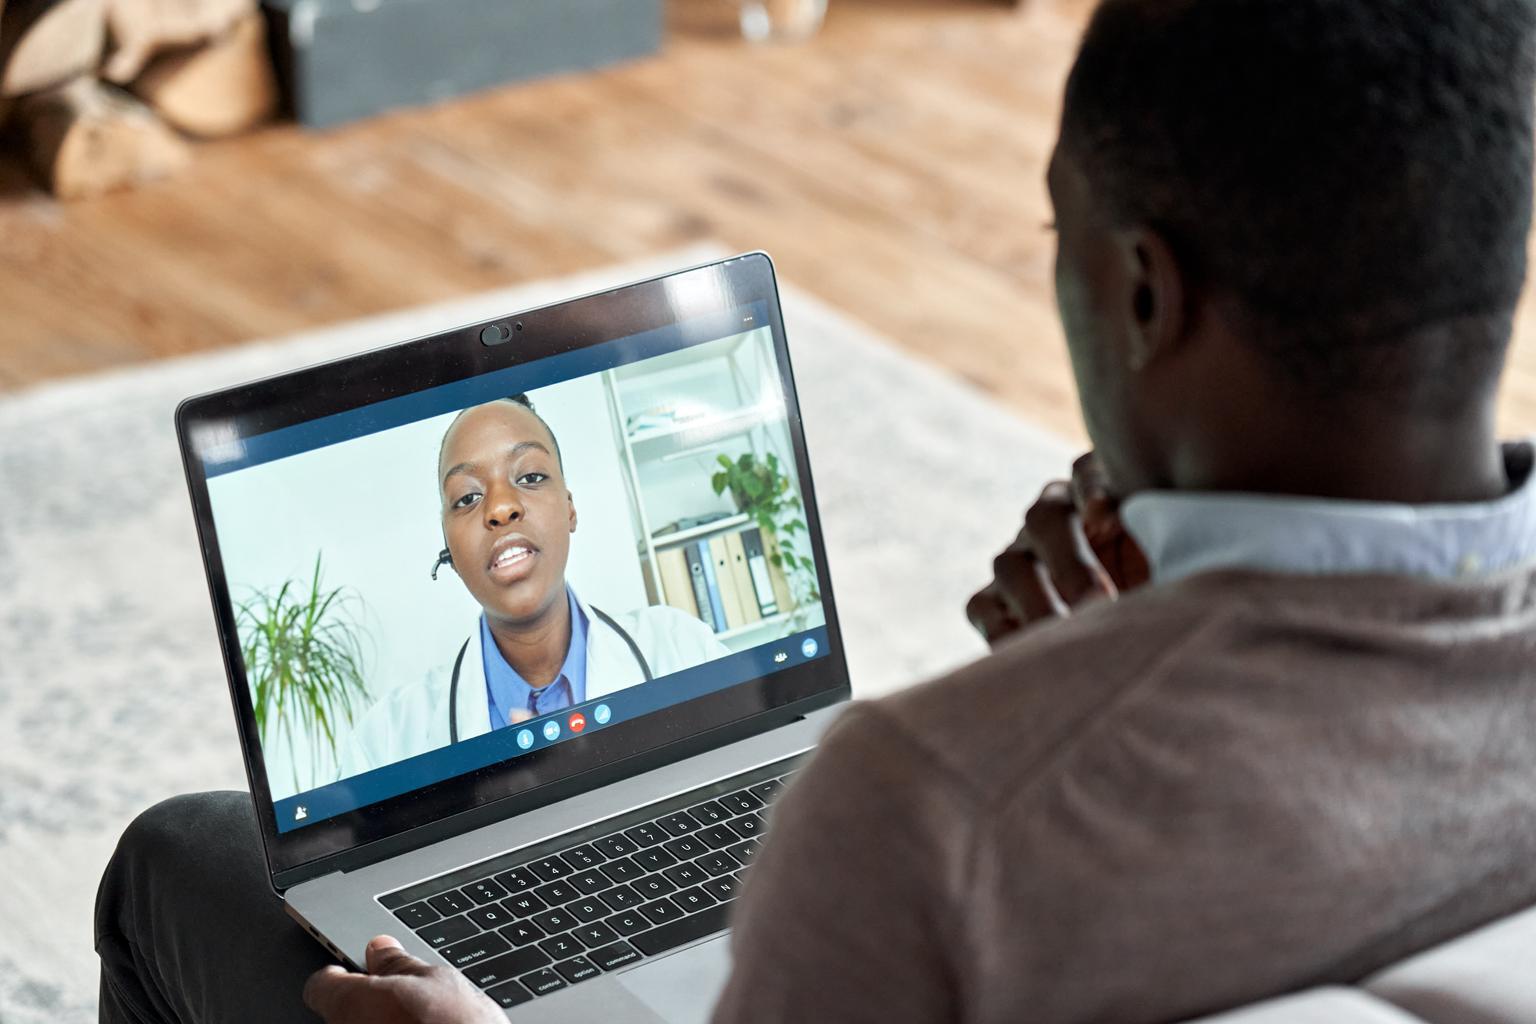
top-left (433, 547), bottom-right (654, 743)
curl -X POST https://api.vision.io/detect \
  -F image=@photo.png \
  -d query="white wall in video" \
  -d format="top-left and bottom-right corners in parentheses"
top-left (208, 327), bottom-right (825, 800)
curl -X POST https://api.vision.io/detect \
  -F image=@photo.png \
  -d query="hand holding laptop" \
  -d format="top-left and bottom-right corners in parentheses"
top-left (304, 935), bottom-right (503, 1024)
top-left (966, 452), bottom-right (1150, 646)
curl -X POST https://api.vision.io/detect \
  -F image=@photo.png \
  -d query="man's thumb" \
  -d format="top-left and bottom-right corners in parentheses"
top-left (365, 935), bottom-right (429, 976)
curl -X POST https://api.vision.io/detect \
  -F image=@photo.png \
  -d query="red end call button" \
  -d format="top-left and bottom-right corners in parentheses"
top-left (568, 712), bottom-right (586, 733)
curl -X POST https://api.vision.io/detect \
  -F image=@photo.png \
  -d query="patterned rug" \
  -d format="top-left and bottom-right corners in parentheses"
top-left (0, 245), bottom-right (1074, 1023)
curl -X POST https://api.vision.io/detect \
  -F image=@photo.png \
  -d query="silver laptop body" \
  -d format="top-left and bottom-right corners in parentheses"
top-left (176, 254), bottom-right (851, 1021)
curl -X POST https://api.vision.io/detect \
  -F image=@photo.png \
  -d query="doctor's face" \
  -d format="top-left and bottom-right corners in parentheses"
top-left (439, 402), bottom-right (576, 629)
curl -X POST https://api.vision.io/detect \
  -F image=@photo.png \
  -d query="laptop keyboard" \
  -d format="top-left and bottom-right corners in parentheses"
top-left (378, 758), bottom-right (799, 1009)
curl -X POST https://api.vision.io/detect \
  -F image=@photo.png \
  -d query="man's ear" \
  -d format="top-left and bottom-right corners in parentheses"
top-left (1117, 227), bottom-right (1186, 373)
top-left (568, 491), bottom-right (577, 533)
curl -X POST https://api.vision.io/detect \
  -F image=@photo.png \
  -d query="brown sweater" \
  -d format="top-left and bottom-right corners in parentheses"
top-left (712, 567), bottom-right (1536, 1024)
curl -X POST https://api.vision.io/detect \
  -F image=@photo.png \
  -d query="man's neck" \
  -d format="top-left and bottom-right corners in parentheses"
top-left (1169, 407), bottom-right (1509, 505)
top-left (488, 594), bottom-right (572, 688)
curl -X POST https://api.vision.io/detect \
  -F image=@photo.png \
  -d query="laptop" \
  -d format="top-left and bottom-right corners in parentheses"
top-left (175, 253), bottom-right (851, 1022)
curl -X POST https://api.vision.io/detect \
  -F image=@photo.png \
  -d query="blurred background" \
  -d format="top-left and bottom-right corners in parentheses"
top-left (0, 0), bottom-right (1094, 447)
top-left (6, 0), bottom-right (1536, 439)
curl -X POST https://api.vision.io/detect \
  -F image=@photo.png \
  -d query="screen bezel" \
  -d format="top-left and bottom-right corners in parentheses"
top-left (175, 253), bottom-right (850, 889)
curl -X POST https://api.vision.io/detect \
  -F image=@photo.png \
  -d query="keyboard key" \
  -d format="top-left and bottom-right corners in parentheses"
top-left (593, 833), bottom-right (639, 858)
top-left (493, 867), bottom-right (540, 893)
top-left (569, 870), bottom-right (612, 896)
top-left (417, 914), bottom-right (477, 948)
top-left (702, 875), bottom-right (739, 902)
top-left (498, 921), bottom-right (546, 947)
top-left (574, 921), bottom-right (620, 948)
top-left (631, 903), bottom-right (730, 957)
top-left (731, 812), bottom-right (765, 839)
top-left (718, 789), bottom-right (764, 815)
top-left (393, 901), bottom-right (441, 928)
top-left (663, 862), bottom-right (708, 888)
top-left (600, 857), bottom-right (645, 884)
top-left (599, 884), bottom-right (643, 911)
top-left (632, 874), bottom-right (678, 900)
top-left (527, 856), bottom-right (572, 882)
top-left (426, 890), bottom-right (473, 917)
top-left (441, 932), bottom-right (511, 968)
top-left (726, 839), bottom-right (760, 869)
top-left (568, 897), bottom-right (608, 923)
top-left (463, 946), bottom-right (551, 988)
top-left (662, 835), bottom-right (709, 861)
top-left (588, 940), bottom-right (643, 971)
top-left (638, 898), bottom-right (685, 926)
top-left (748, 779), bottom-right (783, 803)
top-left (538, 933), bottom-right (583, 961)
top-left (532, 908), bottom-right (576, 934)
top-left (466, 904), bottom-right (513, 931)
top-left (696, 850), bottom-right (739, 877)
top-left (688, 800), bottom-right (729, 826)
top-left (533, 880), bottom-right (578, 906)
top-left (485, 980), bottom-right (534, 1008)
top-left (519, 968), bottom-right (567, 996)
top-left (631, 847), bottom-right (678, 872)
top-left (501, 892), bottom-right (547, 918)
top-left (697, 823), bottom-right (741, 850)
top-left (555, 955), bottom-right (601, 984)
top-left (671, 885), bottom-right (718, 913)
top-left (624, 822), bottom-right (666, 847)
top-left (562, 844), bottom-right (606, 869)
top-left (462, 879), bottom-right (509, 905)
top-left (657, 812), bottom-right (701, 836)
top-left (606, 910), bottom-right (649, 936)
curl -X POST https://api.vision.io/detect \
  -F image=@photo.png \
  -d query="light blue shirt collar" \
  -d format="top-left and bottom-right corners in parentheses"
top-left (1120, 442), bottom-right (1536, 584)
top-left (481, 586), bottom-right (589, 729)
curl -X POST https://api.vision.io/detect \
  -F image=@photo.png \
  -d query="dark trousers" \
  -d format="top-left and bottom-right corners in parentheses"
top-left (95, 791), bottom-right (334, 1024)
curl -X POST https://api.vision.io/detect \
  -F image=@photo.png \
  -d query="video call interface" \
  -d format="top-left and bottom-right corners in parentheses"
top-left (203, 309), bottom-right (829, 832)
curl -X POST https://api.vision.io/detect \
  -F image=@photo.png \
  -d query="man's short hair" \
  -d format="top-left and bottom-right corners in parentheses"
top-left (1063, 0), bottom-right (1536, 409)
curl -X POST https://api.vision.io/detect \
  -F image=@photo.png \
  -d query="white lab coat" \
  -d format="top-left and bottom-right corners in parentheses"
top-left (339, 591), bottom-right (727, 777)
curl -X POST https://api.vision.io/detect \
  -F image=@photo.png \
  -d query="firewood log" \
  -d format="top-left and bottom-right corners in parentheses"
top-left (132, 10), bottom-right (275, 137)
top-left (0, 0), bottom-right (106, 97)
top-left (16, 75), bottom-right (189, 198)
top-left (102, 0), bottom-right (251, 84)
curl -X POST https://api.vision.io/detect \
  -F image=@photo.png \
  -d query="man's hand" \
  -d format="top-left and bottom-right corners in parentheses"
top-left (966, 452), bottom-right (1149, 648)
top-left (303, 935), bottom-right (507, 1024)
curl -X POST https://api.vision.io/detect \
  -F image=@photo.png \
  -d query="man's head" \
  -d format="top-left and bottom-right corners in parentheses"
top-left (1052, 0), bottom-right (1536, 497)
top-left (437, 395), bottom-right (575, 629)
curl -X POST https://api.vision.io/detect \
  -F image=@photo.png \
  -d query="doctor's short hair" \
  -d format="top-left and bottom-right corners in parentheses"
top-left (438, 393), bottom-right (564, 478)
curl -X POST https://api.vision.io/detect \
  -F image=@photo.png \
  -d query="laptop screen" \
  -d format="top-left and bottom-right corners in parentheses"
top-left (188, 272), bottom-right (836, 855)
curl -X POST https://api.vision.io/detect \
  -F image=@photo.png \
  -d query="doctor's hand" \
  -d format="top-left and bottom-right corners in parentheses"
top-left (966, 452), bottom-right (1149, 649)
top-left (304, 935), bottom-right (506, 1024)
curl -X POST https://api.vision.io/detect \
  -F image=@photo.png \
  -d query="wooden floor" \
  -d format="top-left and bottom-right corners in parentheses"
top-left (5, 0), bottom-right (1536, 446)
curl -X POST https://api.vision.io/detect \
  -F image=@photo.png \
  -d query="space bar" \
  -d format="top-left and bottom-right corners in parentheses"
top-left (631, 905), bottom-right (731, 956)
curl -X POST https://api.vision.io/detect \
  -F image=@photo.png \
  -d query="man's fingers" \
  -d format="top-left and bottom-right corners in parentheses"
top-left (991, 547), bottom-right (1055, 623)
top-left (1022, 482), bottom-right (1109, 607)
top-left (303, 965), bottom-right (364, 1019)
top-left (365, 936), bottom-right (427, 977)
top-left (966, 586), bottom-right (1019, 646)
top-left (1071, 452), bottom-right (1121, 542)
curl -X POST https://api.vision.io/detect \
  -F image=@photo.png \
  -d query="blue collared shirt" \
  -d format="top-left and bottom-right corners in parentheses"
top-left (1119, 442), bottom-right (1536, 584)
top-left (481, 587), bottom-right (589, 729)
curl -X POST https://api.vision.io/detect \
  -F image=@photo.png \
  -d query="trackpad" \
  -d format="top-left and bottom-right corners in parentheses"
top-left (618, 938), bottom-right (732, 1024)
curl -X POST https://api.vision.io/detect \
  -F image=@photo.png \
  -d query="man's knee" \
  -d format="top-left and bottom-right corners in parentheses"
top-left (115, 791), bottom-right (253, 869)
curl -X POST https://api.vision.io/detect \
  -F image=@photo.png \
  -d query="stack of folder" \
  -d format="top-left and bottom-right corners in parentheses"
top-left (652, 526), bottom-right (795, 635)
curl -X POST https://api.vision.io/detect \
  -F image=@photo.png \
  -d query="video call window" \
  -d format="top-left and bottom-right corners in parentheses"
top-left (206, 327), bottom-right (826, 806)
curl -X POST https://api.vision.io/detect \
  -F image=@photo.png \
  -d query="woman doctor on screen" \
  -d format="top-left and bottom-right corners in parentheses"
top-left (341, 394), bottom-right (727, 774)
